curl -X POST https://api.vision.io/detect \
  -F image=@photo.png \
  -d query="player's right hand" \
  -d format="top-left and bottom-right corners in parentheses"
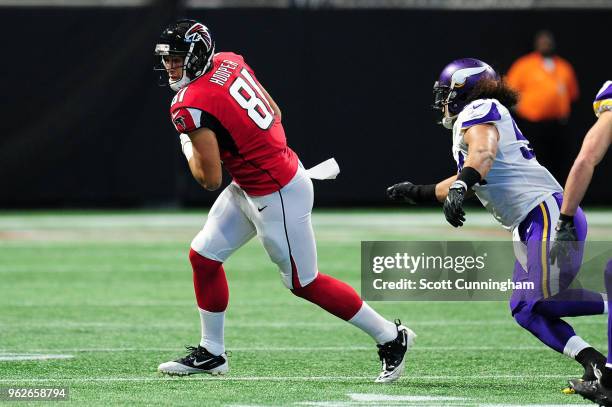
top-left (386, 182), bottom-right (419, 204)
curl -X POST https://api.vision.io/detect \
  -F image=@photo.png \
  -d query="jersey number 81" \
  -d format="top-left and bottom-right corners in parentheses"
top-left (229, 68), bottom-right (274, 130)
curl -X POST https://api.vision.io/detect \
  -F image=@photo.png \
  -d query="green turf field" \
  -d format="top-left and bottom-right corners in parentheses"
top-left (2, 209), bottom-right (612, 406)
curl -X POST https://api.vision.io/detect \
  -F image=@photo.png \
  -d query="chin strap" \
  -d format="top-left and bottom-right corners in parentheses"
top-left (170, 75), bottom-right (191, 92)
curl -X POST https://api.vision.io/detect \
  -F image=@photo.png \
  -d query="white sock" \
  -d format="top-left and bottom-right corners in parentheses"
top-left (198, 307), bottom-right (225, 356)
top-left (603, 293), bottom-right (608, 314)
top-left (563, 335), bottom-right (591, 359)
top-left (348, 302), bottom-right (397, 344)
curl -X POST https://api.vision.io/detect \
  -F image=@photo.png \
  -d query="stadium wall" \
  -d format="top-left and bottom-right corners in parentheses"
top-left (2, 6), bottom-right (610, 207)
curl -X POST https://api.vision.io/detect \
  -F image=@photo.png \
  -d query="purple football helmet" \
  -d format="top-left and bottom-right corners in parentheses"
top-left (433, 58), bottom-right (499, 118)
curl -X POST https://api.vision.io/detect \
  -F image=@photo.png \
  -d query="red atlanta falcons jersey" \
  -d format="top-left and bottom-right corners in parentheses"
top-left (169, 52), bottom-right (298, 196)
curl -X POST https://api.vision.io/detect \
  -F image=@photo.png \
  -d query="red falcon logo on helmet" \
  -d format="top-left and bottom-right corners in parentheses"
top-left (185, 23), bottom-right (212, 51)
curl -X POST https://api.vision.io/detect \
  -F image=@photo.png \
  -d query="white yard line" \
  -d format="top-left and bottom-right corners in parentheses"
top-left (230, 392), bottom-right (590, 407)
top-left (233, 404), bottom-right (584, 407)
top-left (348, 393), bottom-right (468, 401)
top-left (0, 374), bottom-right (582, 383)
top-left (0, 376), bottom-right (373, 383)
top-left (298, 404), bottom-right (474, 407)
top-left (1, 345), bottom-right (567, 353)
top-left (0, 354), bottom-right (73, 361)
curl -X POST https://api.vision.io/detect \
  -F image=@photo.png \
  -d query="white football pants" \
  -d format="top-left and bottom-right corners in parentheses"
top-left (191, 166), bottom-right (318, 289)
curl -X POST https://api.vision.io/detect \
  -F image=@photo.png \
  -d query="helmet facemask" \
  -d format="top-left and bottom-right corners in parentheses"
top-left (155, 45), bottom-right (189, 91)
top-left (432, 81), bottom-right (457, 130)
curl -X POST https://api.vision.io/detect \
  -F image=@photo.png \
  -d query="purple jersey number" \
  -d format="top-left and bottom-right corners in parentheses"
top-left (512, 119), bottom-right (536, 160)
top-left (457, 119), bottom-right (534, 172)
top-left (457, 151), bottom-right (465, 172)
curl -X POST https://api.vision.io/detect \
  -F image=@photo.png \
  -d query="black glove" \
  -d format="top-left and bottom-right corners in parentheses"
top-left (386, 182), bottom-right (436, 205)
top-left (443, 181), bottom-right (467, 227)
top-left (550, 215), bottom-right (578, 265)
top-left (387, 182), bottom-right (418, 204)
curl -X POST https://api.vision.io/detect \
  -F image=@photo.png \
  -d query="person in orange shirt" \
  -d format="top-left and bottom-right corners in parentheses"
top-left (506, 30), bottom-right (579, 181)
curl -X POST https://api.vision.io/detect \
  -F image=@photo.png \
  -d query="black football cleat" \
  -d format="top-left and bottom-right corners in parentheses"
top-left (158, 345), bottom-right (228, 376)
top-left (564, 358), bottom-right (609, 395)
top-left (584, 357), bottom-right (609, 381)
top-left (569, 378), bottom-right (612, 406)
top-left (375, 320), bottom-right (416, 383)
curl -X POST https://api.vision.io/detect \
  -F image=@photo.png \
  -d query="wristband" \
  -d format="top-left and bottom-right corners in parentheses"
top-left (559, 213), bottom-right (574, 224)
top-left (179, 133), bottom-right (193, 162)
top-left (457, 166), bottom-right (482, 189)
top-left (414, 184), bottom-right (437, 203)
top-left (450, 180), bottom-right (467, 191)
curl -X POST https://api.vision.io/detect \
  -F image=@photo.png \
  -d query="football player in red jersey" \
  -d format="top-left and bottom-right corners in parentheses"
top-left (154, 19), bottom-right (415, 383)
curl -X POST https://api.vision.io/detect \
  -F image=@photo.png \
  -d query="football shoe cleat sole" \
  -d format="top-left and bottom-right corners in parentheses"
top-left (375, 325), bottom-right (416, 383)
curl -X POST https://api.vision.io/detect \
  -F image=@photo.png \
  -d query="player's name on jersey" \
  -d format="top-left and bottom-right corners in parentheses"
top-left (209, 59), bottom-right (239, 86)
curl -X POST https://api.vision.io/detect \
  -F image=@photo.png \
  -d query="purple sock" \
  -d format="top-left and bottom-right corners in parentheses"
top-left (605, 259), bottom-right (612, 365)
top-left (533, 289), bottom-right (605, 318)
top-left (514, 305), bottom-right (576, 354)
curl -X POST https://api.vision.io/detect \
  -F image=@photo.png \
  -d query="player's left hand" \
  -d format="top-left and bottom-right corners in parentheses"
top-left (443, 182), bottom-right (466, 227)
top-left (550, 217), bottom-right (578, 265)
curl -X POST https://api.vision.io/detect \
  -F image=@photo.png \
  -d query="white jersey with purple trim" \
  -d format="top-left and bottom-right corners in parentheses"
top-left (593, 80), bottom-right (612, 117)
top-left (451, 98), bottom-right (562, 230)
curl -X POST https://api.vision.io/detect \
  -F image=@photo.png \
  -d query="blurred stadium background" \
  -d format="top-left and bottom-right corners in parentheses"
top-left (1, 0), bottom-right (611, 406)
top-left (2, 0), bottom-right (611, 208)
